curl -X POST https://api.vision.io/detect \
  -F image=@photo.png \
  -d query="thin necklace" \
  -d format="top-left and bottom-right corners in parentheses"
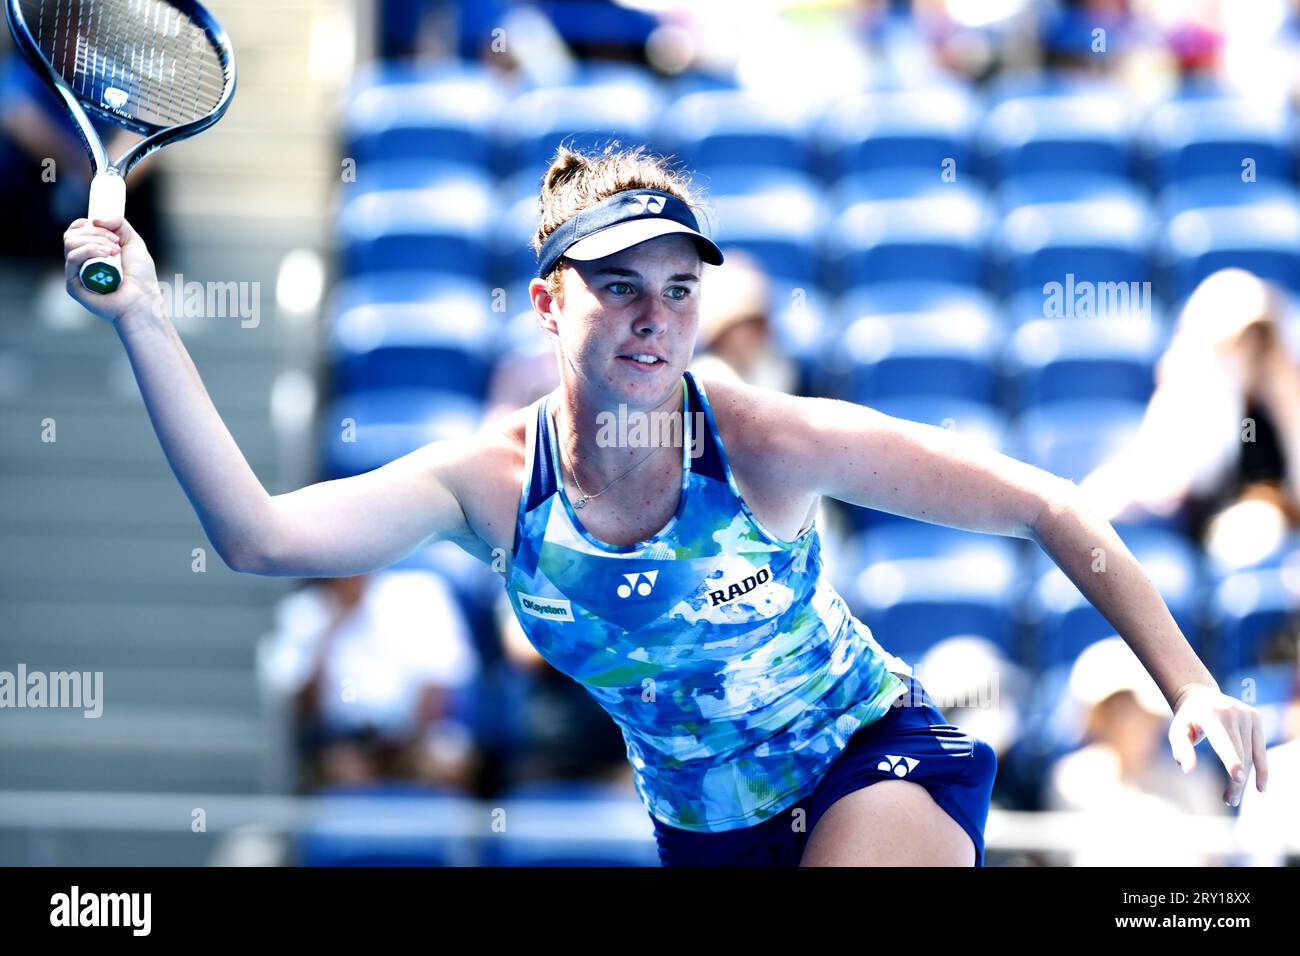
top-left (553, 406), bottom-right (670, 510)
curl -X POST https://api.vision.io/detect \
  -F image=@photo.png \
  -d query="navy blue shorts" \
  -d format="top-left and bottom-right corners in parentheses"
top-left (650, 674), bottom-right (998, 866)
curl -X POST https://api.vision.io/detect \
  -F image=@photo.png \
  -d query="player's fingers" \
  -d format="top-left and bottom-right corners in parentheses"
top-left (65, 241), bottom-right (120, 274)
top-left (1169, 719), bottom-right (1198, 773)
top-left (1201, 713), bottom-right (1246, 804)
top-left (1250, 711), bottom-right (1268, 792)
top-left (1227, 713), bottom-right (1252, 805)
top-left (64, 227), bottom-right (120, 255)
top-left (92, 215), bottom-right (138, 244)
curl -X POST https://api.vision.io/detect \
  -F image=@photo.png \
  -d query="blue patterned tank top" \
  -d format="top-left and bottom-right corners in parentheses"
top-left (505, 370), bottom-right (910, 831)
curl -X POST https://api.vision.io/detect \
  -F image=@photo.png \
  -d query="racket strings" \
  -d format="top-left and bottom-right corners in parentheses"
top-left (21, 0), bottom-right (229, 129)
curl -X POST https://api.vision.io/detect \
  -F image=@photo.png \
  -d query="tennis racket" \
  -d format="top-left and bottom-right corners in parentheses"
top-left (5, 0), bottom-right (236, 294)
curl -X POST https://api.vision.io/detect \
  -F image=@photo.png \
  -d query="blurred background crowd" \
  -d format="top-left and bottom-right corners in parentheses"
top-left (2, 0), bottom-right (1300, 866)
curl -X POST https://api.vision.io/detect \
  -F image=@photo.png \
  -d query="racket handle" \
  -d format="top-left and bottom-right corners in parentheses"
top-left (80, 170), bottom-right (127, 295)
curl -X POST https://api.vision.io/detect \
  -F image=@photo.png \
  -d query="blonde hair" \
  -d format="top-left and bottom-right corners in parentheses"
top-left (533, 141), bottom-right (706, 301)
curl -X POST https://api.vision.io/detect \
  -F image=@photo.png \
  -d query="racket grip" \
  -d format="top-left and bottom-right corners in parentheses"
top-left (80, 170), bottom-right (127, 295)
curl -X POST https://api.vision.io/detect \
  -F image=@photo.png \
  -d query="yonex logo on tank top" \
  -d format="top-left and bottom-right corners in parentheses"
top-left (505, 370), bottom-right (910, 832)
top-left (618, 571), bottom-right (658, 598)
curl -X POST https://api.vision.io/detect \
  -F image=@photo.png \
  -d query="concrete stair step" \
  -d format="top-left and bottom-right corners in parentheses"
top-left (0, 530), bottom-right (280, 598)
top-left (0, 404), bottom-right (281, 473)
top-left (0, 598), bottom-right (273, 670)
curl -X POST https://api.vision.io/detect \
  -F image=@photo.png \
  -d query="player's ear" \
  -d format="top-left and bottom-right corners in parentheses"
top-left (530, 277), bottom-right (560, 334)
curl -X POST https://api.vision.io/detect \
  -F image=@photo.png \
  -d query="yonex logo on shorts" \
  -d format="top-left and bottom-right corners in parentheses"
top-left (706, 563), bottom-right (772, 607)
top-left (517, 592), bottom-right (574, 622)
top-left (878, 755), bottom-right (919, 778)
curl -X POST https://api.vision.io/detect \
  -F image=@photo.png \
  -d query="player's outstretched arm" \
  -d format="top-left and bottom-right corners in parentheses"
top-left (775, 389), bottom-right (1268, 807)
top-left (63, 216), bottom-right (477, 578)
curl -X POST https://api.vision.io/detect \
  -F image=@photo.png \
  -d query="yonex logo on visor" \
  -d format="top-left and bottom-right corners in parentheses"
top-left (628, 195), bottom-right (666, 214)
top-left (536, 188), bottom-right (724, 279)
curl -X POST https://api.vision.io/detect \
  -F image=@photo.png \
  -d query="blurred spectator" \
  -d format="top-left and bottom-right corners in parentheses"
top-left (1082, 269), bottom-right (1300, 564)
top-left (494, 591), bottom-right (634, 789)
top-left (259, 570), bottom-right (480, 792)
top-left (688, 249), bottom-right (798, 395)
top-left (1046, 636), bottom-right (1228, 865)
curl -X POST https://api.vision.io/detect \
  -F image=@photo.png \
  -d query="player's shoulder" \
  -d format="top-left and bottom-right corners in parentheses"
top-left (437, 398), bottom-right (541, 554)
top-left (689, 369), bottom-right (819, 478)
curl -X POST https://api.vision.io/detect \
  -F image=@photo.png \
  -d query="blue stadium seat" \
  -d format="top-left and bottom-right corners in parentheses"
top-left (337, 186), bottom-right (495, 279)
top-left (822, 178), bottom-right (990, 291)
top-left (665, 69), bottom-right (738, 100)
top-left (698, 166), bottom-right (824, 284)
top-left (844, 523), bottom-right (1022, 661)
top-left (344, 64), bottom-right (504, 167)
top-left (496, 170), bottom-right (548, 282)
top-left (979, 89), bottom-right (1134, 181)
top-left (994, 193), bottom-right (1153, 296)
top-left (1025, 524), bottom-right (1201, 670)
top-left (996, 171), bottom-right (1147, 214)
top-left (825, 309), bottom-right (1003, 405)
top-left (1143, 96), bottom-right (1295, 186)
top-left (1004, 317), bottom-right (1165, 410)
top-left (764, 279), bottom-right (831, 393)
top-left (342, 160), bottom-right (495, 199)
top-left (833, 280), bottom-right (1001, 330)
top-left (1001, 286), bottom-right (1164, 329)
top-left (498, 80), bottom-right (665, 177)
top-left (1157, 175), bottom-right (1300, 218)
top-left (330, 280), bottom-right (498, 398)
top-left (815, 86), bottom-right (979, 180)
top-left (532, 2), bottom-right (659, 51)
top-left (828, 168), bottom-right (987, 207)
top-left (1207, 567), bottom-right (1300, 677)
top-left (1013, 399), bottom-right (1146, 483)
top-left (661, 90), bottom-right (815, 170)
top-left (328, 273), bottom-right (482, 316)
top-left (321, 389), bottom-right (484, 481)
top-left (298, 783), bottom-right (470, 866)
top-left (482, 781), bottom-right (659, 867)
top-left (1162, 197), bottom-right (1300, 298)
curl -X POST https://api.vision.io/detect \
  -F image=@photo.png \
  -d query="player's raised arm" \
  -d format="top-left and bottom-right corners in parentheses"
top-left (62, 216), bottom-right (477, 579)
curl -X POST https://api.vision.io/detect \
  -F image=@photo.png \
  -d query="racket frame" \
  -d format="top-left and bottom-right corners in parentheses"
top-left (4, 0), bottom-right (237, 293)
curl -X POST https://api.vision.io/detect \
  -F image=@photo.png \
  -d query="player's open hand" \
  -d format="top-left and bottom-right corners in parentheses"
top-left (1168, 684), bottom-right (1268, 807)
top-left (63, 216), bottom-right (163, 326)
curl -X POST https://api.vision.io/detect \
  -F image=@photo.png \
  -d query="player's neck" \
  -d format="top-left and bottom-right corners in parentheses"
top-left (552, 378), bottom-right (686, 485)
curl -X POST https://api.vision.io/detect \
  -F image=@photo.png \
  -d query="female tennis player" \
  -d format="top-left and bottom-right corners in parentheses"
top-left (61, 143), bottom-right (1268, 867)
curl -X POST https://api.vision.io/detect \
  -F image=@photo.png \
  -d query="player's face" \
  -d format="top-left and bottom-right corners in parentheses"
top-left (550, 234), bottom-right (701, 406)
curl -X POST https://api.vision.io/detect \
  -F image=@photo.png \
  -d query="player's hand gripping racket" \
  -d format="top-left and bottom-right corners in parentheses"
top-left (5, 0), bottom-right (235, 294)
